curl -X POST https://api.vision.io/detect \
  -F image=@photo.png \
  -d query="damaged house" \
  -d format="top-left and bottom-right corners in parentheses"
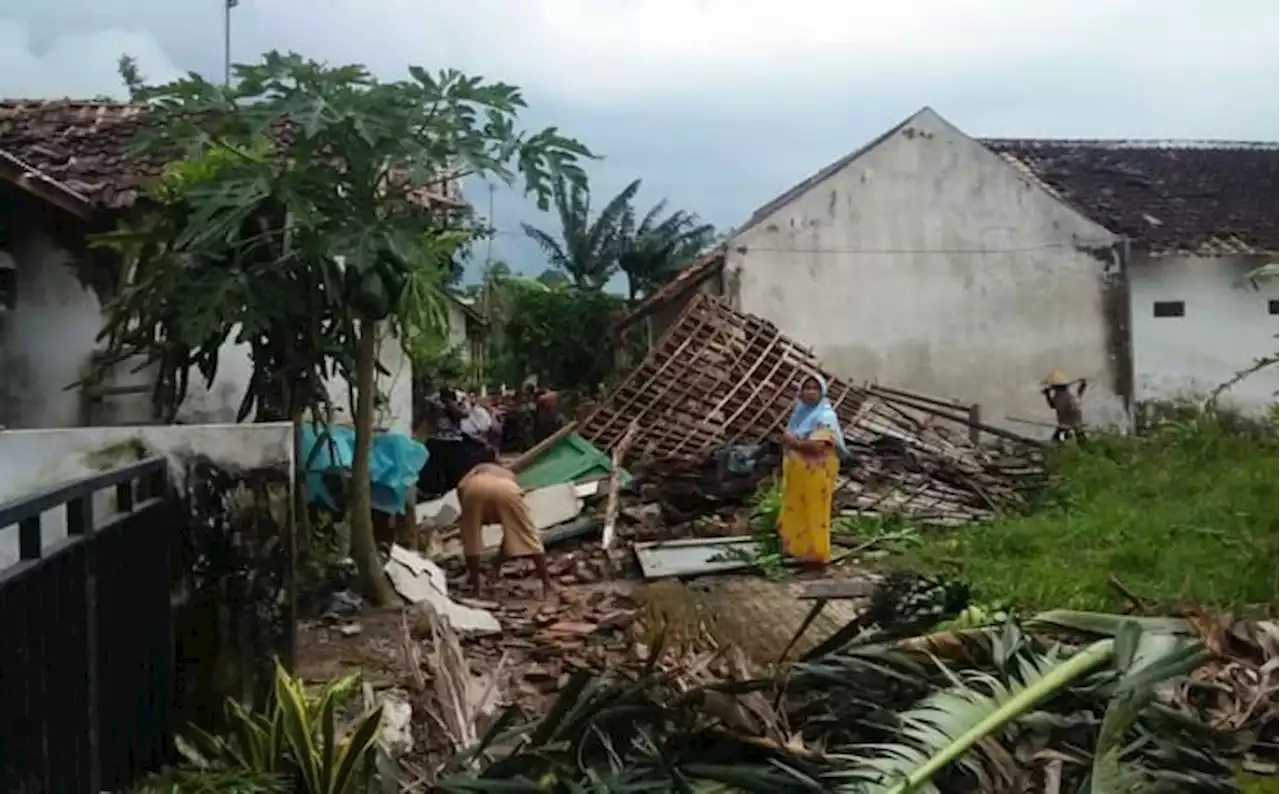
top-left (618, 107), bottom-right (1279, 430)
top-left (0, 99), bottom-right (467, 431)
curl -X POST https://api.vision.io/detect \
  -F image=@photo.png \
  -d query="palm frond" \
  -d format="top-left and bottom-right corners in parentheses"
top-left (520, 223), bottom-right (570, 271)
top-left (439, 614), bottom-right (1244, 793)
top-left (828, 639), bottom-right (1114, 793)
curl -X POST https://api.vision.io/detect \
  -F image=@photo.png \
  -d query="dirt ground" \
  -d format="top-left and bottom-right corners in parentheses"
top-left (296, 537), bottom-right (873, 704)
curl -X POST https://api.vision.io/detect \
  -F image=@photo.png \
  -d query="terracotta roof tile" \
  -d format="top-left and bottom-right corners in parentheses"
top-left (982, 138), bottom-right (1279, 256)
top-left (0, 99), bottom-right (153, 210)
top-left (0, 98), bottom-right (466, 213)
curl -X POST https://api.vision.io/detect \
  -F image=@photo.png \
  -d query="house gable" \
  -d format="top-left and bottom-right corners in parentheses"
top-left (614, 107), bottom-right (1119, 331)
top-left (730, 106), bottom-right (1120, 261)
top-left (723, 107), bottom-right (1131, 434)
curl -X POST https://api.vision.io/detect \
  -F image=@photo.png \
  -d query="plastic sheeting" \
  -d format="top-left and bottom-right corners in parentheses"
top-left (301, 424), bottom-right (427, 516)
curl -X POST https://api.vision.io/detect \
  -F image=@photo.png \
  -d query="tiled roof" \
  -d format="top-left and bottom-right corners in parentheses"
top-left (0, 98), bottom-right (466, 213)
top-left (982, 138), bottom-right (1279, 256)
top-left (0, 99), bottom-right (152, 210)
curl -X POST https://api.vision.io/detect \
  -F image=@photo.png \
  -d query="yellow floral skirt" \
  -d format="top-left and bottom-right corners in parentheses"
top-left (778, 449), bottom-right (838, 565)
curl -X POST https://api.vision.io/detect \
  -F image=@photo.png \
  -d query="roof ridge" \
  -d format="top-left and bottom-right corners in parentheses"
top-left (0, 97), bottom-right (137, 105)
top-left (981, 136), bottom-right (1278, 150)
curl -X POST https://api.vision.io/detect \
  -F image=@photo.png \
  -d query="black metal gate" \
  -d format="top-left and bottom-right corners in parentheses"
top-left (0, 457), bottom-right (175, 794)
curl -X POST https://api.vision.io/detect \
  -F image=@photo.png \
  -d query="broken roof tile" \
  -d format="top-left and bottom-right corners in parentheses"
top-left (982, 138), bottom-right (1279, 256)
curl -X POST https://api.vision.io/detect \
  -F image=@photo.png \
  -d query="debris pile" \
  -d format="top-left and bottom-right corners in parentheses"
top-left (581, 294), bottom-right (1046, 526)
top-left (304, 294), bottom-right (1064, 783)
top-left (431, 608), bottom-right (1280, 792)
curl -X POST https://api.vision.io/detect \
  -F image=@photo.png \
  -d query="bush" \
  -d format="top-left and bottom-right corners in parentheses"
top-left (498, 283), bottom-right (627, 393)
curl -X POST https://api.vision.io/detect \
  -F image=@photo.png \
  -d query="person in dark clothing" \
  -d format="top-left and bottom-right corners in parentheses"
top-left (416, 389), bottom-right (495, 497)
top-left (533, 388), bottom-right (565, 444)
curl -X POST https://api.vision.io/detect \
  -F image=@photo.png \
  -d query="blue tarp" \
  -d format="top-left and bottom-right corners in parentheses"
top-left (300, 424), bottom-right (428, 516)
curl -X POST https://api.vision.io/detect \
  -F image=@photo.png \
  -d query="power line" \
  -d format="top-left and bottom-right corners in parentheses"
top-left (481, 228), bottom-right (1098, 256)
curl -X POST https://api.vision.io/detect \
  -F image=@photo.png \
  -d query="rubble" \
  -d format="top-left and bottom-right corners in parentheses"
top-left (580, 294), bottom-right (1046, 526)
top-left (316, 300), bottom-right (1062, 775)
top-left (384, 545), bottom-right (501, 637)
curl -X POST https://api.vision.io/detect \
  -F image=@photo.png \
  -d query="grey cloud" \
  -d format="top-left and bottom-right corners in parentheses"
top-left (1, 0), bottom-right (1276, 281)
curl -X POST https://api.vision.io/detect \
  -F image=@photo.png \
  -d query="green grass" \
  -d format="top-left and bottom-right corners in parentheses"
top-left (885, 413), bottom-right (1279, 614)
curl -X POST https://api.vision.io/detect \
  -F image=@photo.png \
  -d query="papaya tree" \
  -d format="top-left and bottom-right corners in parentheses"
top-left (96, 52), bottom-right (590, 604)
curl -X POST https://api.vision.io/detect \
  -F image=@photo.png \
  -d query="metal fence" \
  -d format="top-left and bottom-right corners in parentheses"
top-left (0, 457), bottom-right (175, 794)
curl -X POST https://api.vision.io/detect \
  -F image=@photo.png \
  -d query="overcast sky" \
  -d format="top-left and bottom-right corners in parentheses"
top-left (2, 0), bottom-right (1277, 280)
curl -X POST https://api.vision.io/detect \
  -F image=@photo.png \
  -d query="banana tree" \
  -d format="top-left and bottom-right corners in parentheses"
top-left (616, 196), bottom-right (717, 302)
top-left (97, 52), bottom-right (592, 605)
top-left (522, 179), bottom-right (640, 289)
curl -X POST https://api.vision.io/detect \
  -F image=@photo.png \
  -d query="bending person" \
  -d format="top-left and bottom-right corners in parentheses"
top-left (457, 463), bottom-right (556, 599)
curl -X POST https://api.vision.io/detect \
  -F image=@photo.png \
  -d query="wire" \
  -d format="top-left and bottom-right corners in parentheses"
top-left (730, 241), bottom-right (1095, 255)
top-left (482, 227), bottom-right (1101, 256)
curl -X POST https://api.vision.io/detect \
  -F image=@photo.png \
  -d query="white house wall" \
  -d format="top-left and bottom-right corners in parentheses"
top-left (179, 324), bottom-right (415, 435)
top-left (0, 229), bottom-right (414, 435)
top-left (1129, 254), bottom-right (1278, 413)
top-left (725, 110), bottom-right (1129, 434)
top-left (446, 301), bottom-right (470, 359)
top-left (0, 230), bottom-right (153, 429)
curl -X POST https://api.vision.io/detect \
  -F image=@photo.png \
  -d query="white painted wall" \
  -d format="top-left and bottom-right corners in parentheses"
top-left (180, 324), bottom-right (414, 434)
top-left (0, 231), bottom-right (112, 428)
top-left (1129, 254), bottom-right (1278, 413)
top-left (0, 422), bottom-right (293, 569)
top-left (0, 230), bottom-right (415, 434)
top-left (725, 109), bottom-right (1129, 435)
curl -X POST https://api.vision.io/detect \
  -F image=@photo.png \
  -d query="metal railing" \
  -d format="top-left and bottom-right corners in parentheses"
top-left (0, 457), bottom-right (175, 794)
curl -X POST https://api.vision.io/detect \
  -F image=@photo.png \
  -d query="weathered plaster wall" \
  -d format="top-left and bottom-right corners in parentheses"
top-left (0, 230), bottom-right (414, 434)
top-left (0, 422), bottom-right (293, 569)
top-left (179, 325), bottom-right (415, 434)
top-left (446, 300), bottom-right (470, 360)
top-left (0, 230), bottom-right (110, 428)
top-left (1129, 254), bottom-right (1278, 413)
top-left (725, 109), bottom-right (1129, 435)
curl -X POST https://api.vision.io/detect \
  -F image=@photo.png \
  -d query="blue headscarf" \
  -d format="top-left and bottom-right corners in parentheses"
top-left (786, 374), bottom-right (849, 458)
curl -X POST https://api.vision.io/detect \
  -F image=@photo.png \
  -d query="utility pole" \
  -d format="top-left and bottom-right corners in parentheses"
top-left (482, 183), bottom-right (496, 322)
top-left (224, 0), bottom-right (238, 85)
top-left (484, 183), bottom-right (496, 266)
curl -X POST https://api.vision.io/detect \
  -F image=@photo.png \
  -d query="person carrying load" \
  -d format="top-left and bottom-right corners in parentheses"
top-left (1041, 370), bottom-right (1087, 443)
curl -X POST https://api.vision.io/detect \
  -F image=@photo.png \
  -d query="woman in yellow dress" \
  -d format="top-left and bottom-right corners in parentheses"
top-left (779, 374), bottom-right (848, 567)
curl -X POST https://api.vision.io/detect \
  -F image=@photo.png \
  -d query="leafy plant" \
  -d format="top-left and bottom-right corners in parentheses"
top-left (436, 611), bottom-right (1242, 792)
top-left (616, 194), bottom-right (716, 302)
top-left (99, 52), bottom-right (592, 605)
top-left (123, 768), bottom-right (290, 794)
top-left (498, 280), bottom-right (627, 393)
top-left (179, 662), bottom-right (384, 794)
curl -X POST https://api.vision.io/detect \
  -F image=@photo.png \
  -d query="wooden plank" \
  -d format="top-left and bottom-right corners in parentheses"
top-left (799, 579), bottom-right (877, 601)
top-left (508, 421), bottom-right (579, 473)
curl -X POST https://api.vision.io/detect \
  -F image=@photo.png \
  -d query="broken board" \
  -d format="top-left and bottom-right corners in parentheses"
top-left (798, 579), bottom-right (877, 601)
top-left (632, 536), bottom-right (760, 579)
